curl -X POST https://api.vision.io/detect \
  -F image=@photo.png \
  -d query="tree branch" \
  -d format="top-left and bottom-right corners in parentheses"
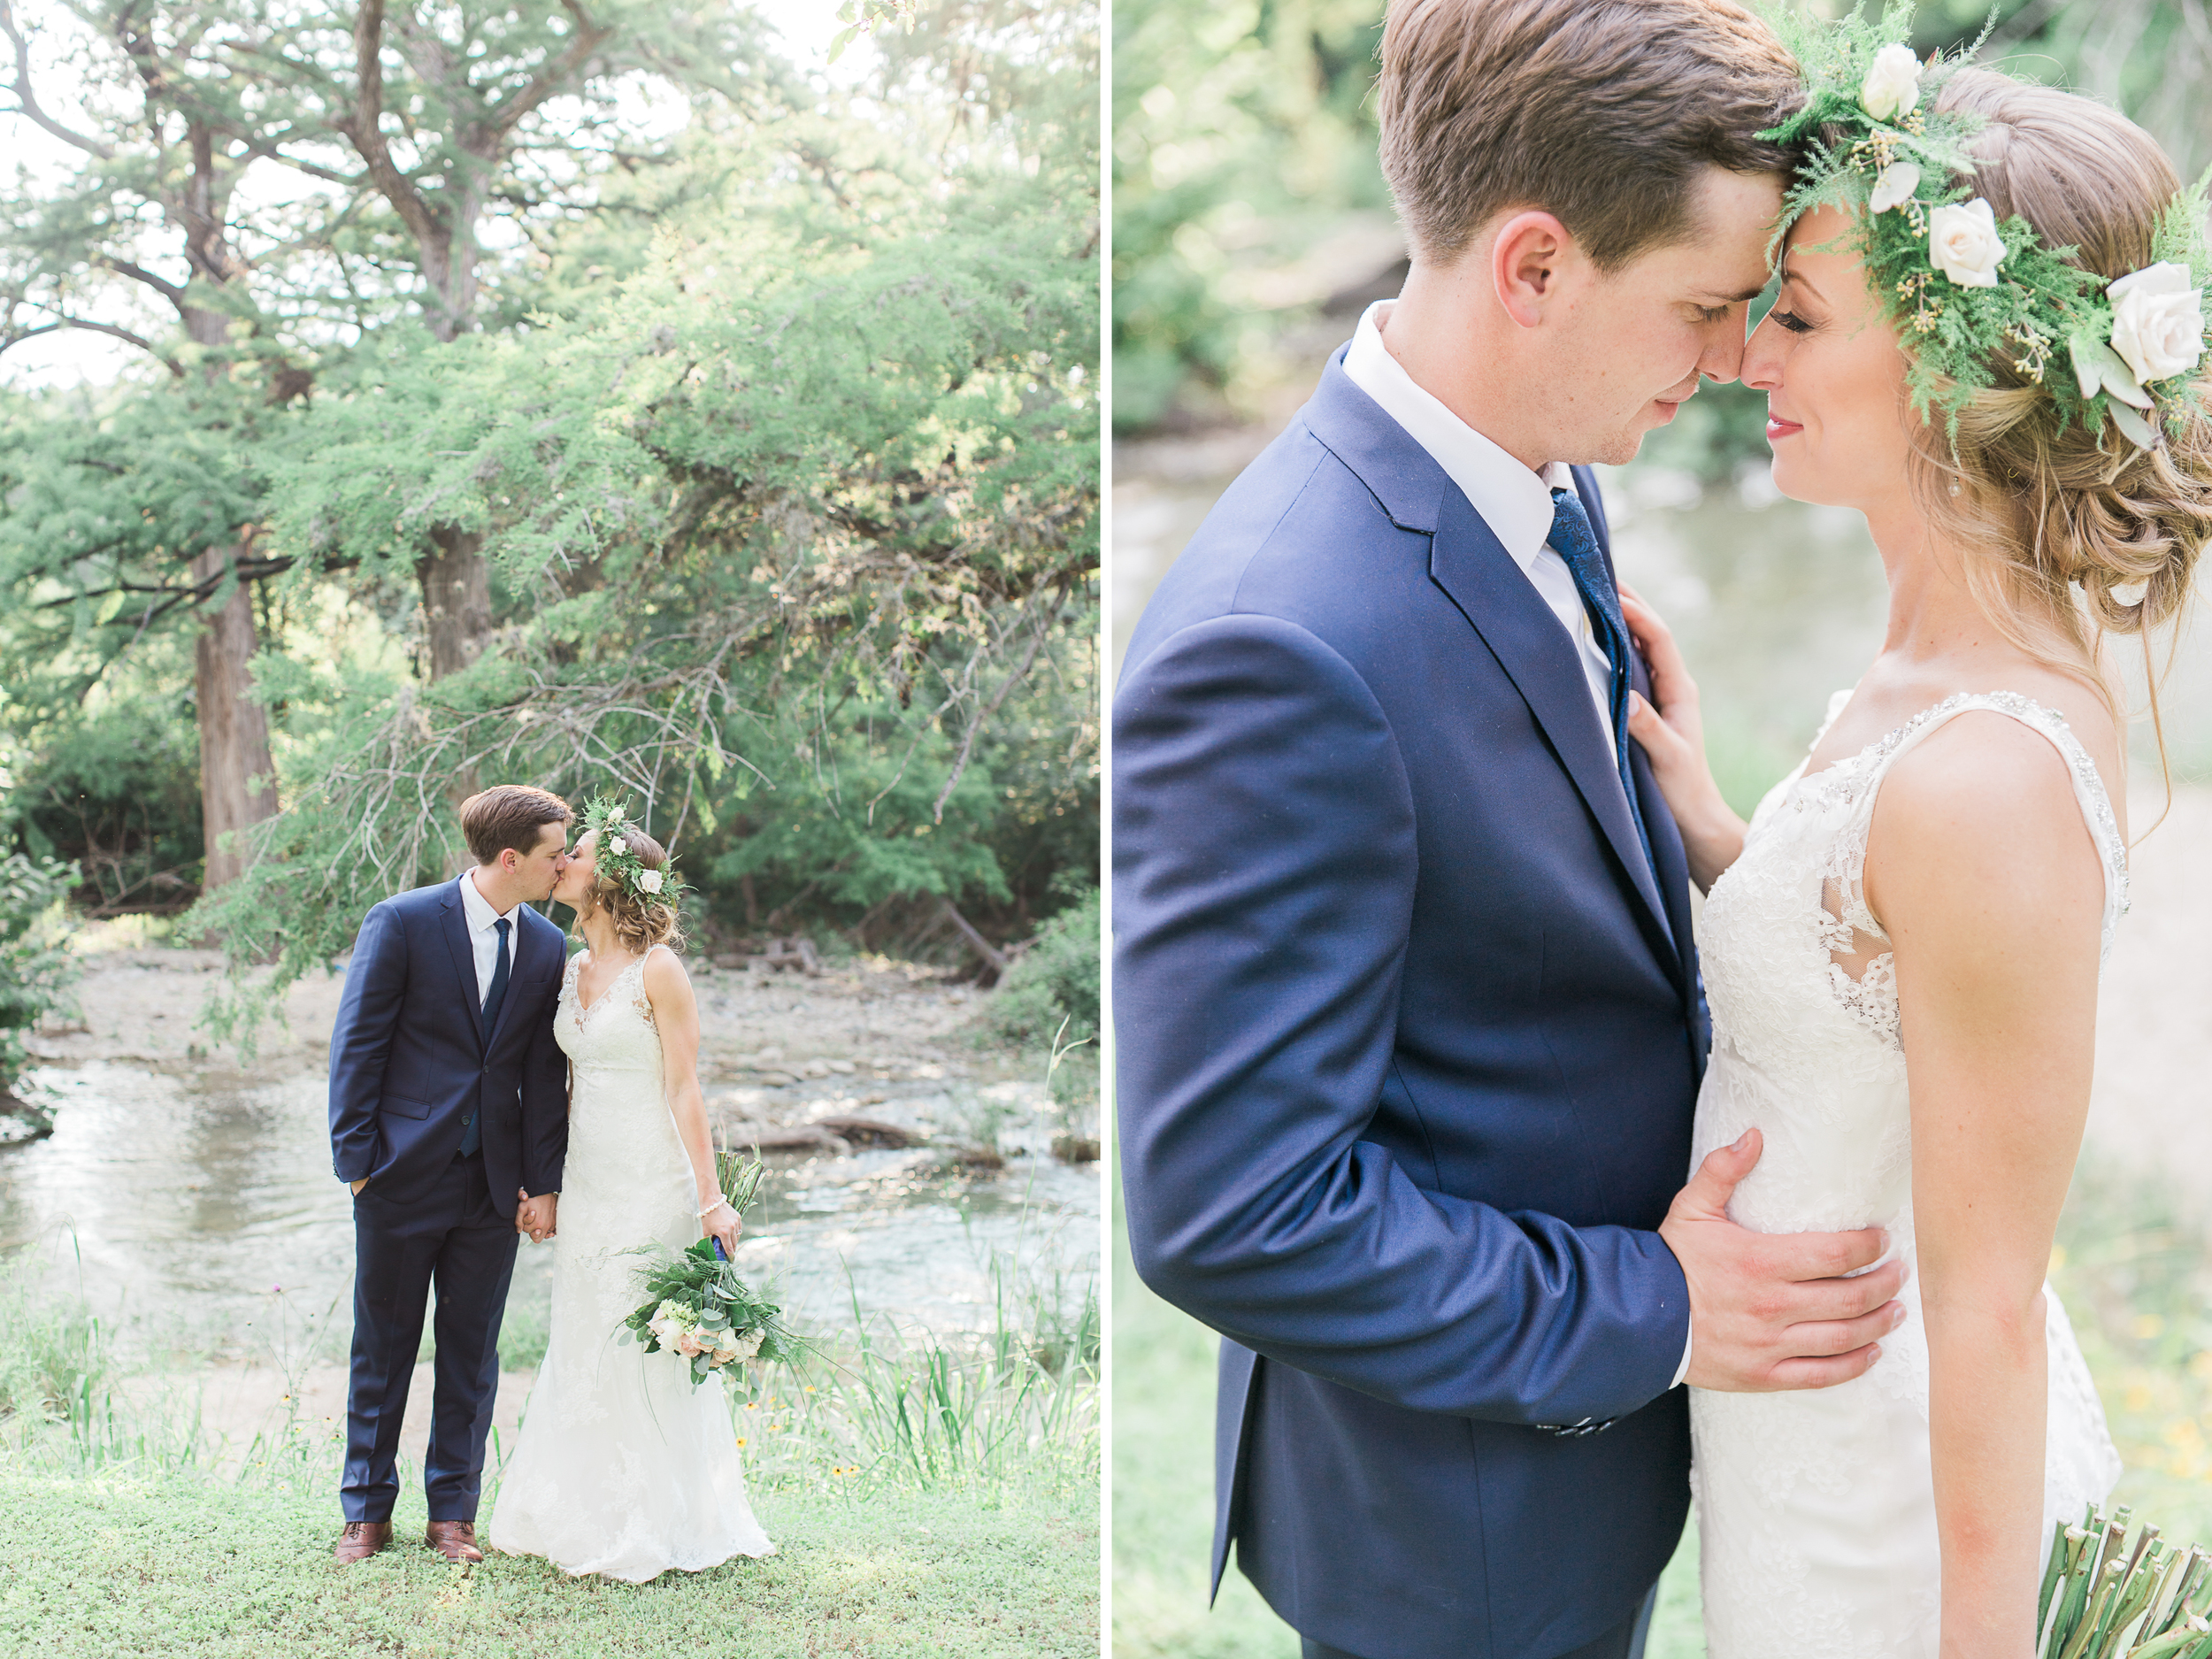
top-left (333, 0), bottom-right (445, 254)
top-left (0, 0), bottom-right (114, 158)
top-left (0, 312), bottom-right (182, 374)
top-left (99, 257), bottom-right (188, 308)
top-left (483, 1), bottom-right (616, 144)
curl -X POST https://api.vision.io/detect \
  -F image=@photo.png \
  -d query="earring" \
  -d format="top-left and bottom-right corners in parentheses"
top-left (1948, 480), bottom-right (1962, 497)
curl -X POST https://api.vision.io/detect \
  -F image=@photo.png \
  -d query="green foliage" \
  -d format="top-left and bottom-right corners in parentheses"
top-left (3, 695), bottom-right (204, 910)
top-left (1765, 2), bottom-right (2210, 444)
top-left (987, 883), bottom-right (1100, 1049)
top-left (0, 854), bottom-right (80, 1096)
top-left (1111, 0), bottom-right (1390, 429)
top-left (188, 56), bottom-right (1097, 1048)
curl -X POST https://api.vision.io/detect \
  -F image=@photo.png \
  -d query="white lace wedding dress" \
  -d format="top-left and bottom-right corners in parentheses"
top-left (1691, 691), bottom-right (2123, 1658)
top-left (488, 944), bottom-right (775, 1580)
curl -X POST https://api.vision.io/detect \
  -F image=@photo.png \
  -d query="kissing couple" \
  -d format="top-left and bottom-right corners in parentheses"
top-left (1116, 1), bottom-right (2211, 1655)
top-left (327, 784), bottom-right (774, 1579)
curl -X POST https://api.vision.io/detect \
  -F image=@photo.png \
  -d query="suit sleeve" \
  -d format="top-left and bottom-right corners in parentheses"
top-left (519, 947), bottom-right (569, 1196)
top-left (328, 902), bottom-right (405, 1182)
top-left (1113, 612), bottom-right (1689, 1426)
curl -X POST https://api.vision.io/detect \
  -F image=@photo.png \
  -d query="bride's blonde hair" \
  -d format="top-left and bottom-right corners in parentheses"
top-left (576, 826), bottom-right (685, 956)
top-left (1901, 70), bottom-right (2212, 783)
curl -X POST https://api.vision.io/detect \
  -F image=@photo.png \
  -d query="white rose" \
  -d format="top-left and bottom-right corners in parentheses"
top-left (637, 869), bottom-right (664, 894)
top-left (732, 1328), bottom-right (765, 1362)
top-left (2108, 261), bottom-right (2205, 386)
top-left (1860, 43), bottom-right (1921, 121)
top-left (1868, 162), bottom-right (1921, 215)
top-left (1927, 199), bottom-right (2006, 288)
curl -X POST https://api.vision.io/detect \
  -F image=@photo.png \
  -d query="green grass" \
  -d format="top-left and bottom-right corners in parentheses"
top-left (1112, 1164), bottom-right (2212, 1658)
top-left (0, 1235), bottom-right (1099, 1655)
top-left (0, 1464), bottom-right (1095, 1657)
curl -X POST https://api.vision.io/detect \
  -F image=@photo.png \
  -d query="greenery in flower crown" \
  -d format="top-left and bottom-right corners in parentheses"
top-left (580, 793), bottom-right (685, 910)
top-left (1759, 1), bottom-right (2212, 449)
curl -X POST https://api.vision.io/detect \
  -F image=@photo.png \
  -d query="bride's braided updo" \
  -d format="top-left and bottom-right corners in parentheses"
top-left (1905, 69), bottom-right (2212, 661)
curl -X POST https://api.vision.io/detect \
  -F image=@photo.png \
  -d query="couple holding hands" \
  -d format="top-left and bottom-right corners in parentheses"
top-left (326, 784), bottom-right (770, 1581)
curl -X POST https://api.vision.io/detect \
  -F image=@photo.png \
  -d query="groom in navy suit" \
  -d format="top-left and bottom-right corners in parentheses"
top-left (1116, 4), bottom-right (1909, 1656)
top-left (327, 784), bottom-right (575, 1565)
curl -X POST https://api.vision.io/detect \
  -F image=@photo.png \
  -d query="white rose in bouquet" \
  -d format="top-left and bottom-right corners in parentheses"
top-left (1928, 199), bottom-right (2005, 288)
top-left (2108, 262), bottom-right (2206, 386)
top-left (648, 1298), bottom-right (687, 1347)
top-left (733, 1327), bottom-right (766, 1362)
top-left (1860, 43), bottom-right (1921, 120)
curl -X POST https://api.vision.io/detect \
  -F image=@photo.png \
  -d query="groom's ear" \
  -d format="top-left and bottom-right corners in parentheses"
top-left (1491, 211), bottom-right (1578, 329)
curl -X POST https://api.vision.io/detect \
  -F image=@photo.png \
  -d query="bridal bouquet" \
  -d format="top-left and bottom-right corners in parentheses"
top-left (616, 1239), bottom-right (798, 1387)
top-left (613, 1149), bottom-right (798, 1387)
top-left (2039, 1503), bottom-right (2212, 1658)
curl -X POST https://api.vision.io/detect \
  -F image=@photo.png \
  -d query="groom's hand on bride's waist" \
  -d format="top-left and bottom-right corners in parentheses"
top-left (1659, 1126), bottom-right (1909, 1393)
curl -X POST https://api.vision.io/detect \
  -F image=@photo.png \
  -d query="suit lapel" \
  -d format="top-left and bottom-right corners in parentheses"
top-left (439, 882), bottom-right (488, 1053)
top-left (1426, 485), bottom-right (1678, 963)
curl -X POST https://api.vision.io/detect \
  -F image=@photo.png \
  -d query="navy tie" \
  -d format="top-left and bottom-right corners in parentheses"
top-left (1548, 487), bottom-right (1663, 898)
top-left (462, 917), bottom-right (510, 1157)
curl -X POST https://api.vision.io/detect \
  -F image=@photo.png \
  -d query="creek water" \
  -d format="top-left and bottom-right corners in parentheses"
top-left (0, 1055), bottom-right (1099, 1363)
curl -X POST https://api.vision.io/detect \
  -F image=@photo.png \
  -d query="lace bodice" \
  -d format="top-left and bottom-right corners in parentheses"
top-left (1689, 689), bottom-right (2123, 1658)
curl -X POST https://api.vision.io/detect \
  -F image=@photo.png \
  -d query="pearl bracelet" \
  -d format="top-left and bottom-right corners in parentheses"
top-left (698, 1197), bottom-right (732, 1217)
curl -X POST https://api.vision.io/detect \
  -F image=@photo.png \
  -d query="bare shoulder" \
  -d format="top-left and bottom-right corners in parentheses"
top-left (1869, 708), bottom-right (2107, 933)
top-left (641, 942), bottom-right (694, 1002)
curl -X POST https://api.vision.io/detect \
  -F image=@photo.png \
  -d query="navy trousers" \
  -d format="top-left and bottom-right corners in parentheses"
top-left (1299, 1586), bottom-right (1657, 1659)
top-left (342, 1149), bottom-right (518, 1523)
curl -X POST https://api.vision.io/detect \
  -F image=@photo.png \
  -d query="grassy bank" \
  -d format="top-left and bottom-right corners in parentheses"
top-left (1111, 1164), bottom-right (2212, 1658)
top-left (0, 1465), bottom-right (1094, 1658)
top-left (0, 1247), bottom-right (1098, 1658)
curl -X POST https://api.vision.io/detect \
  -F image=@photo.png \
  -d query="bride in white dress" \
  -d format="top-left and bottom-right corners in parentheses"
top-left (1623, 69), bottom-right (2212, 1659)
top-left (488, 817), bottom-right (775, 1580)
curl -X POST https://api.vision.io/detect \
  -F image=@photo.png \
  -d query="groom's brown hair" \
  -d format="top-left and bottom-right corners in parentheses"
top-left (460, 785), bottom-right (572, 865)
top-left (1379, 0), bottom-right (1801, 270)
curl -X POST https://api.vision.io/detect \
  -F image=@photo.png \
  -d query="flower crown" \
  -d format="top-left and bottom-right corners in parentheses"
top-left (1761, 1), bottom-right (2210, 449)
top-left (580, 794), bottom-right (683, 909)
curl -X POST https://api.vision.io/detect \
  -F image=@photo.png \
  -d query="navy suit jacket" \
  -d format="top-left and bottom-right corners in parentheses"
top-left (1114, 349), bottom-right (1710, 1659)
top-left (328, 879), bottom-right (570, 1210)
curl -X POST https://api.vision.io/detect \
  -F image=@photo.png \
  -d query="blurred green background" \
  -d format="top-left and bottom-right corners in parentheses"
top-left (1110, 3), bottom-right (2212, 1655)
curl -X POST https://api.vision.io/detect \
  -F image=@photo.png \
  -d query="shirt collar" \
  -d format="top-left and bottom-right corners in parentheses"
top-left (1340, 299), bottom-right (1574, 573)
top-left (458, 869), bottom-right (515, 931)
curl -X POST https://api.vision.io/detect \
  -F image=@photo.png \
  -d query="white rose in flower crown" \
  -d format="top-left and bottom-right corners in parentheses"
top-left (1928, 199), bottom-right (2005, 288)
top-left (1860, 42), bottom-right (1921, 121)
top-left (2108, 262), bottom-right (2206, 386)
top-left (1868, 162), bottom-right (1921, 215)
top-left (637, 868), bottom-right (664, 895)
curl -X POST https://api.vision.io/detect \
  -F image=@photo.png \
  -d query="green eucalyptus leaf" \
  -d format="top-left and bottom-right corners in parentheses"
top-left (2110, 400), bottom-right (2162, 450)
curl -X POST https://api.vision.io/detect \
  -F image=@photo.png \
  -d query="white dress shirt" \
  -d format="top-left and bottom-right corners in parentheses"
top-left (457, 870), bottom-right (520, 1006)
top-left (1341, 301), bottom-right (1694, 1393)
top-left (1342, 300), bottom-right (1617, 743)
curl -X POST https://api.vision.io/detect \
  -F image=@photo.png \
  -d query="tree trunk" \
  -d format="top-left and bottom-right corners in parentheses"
top-left (191, 545), bottom-right (280, 891)
top-left (419, 525), bottom-right (493, 680)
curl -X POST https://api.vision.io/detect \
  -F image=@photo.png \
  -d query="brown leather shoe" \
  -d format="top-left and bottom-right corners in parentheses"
top-left (333, 1520), bottom-right (393, 1564)
top-left (424, 1520), bottom-right (484, 1563)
